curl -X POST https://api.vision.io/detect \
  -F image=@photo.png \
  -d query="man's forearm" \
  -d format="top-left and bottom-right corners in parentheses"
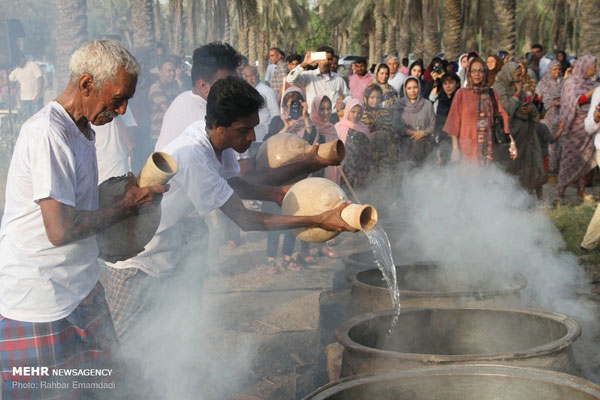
top-left (233, 208), bottom-right (322, 232)
top-left (40, 199), bottom-right (136, 246)
top-left (227, 177), bottom-right (281, 203)
top-left (241, 159), bottom-right (321, 186)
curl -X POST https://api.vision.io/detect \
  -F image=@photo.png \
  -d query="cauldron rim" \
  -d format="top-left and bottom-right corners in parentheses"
top-left (302, 364), bottom-right (600, 400)
top-left (335, 308), bottom-right (581, 363)
top-left (347, 266), bottom-right (528, 298)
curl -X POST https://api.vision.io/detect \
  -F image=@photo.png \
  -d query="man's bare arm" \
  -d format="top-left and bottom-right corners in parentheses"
top-left (220, 192), bottom-right (357, 233)
top-left (39, 174), bottom-right (168, 246)
top-left (240, 144), bottom-right (340, 185)
top-left (227, 177), bottom-right (286, 204)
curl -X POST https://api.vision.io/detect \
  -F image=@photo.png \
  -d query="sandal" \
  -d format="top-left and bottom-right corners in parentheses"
top-left (320, 245), bottom-right (340, 259)
top-left (283, 256), bottom-right (302, 272)
top-left (296, 254), bottom-right (318, 267)
top-left (266, 258), bottom-right (279, 275)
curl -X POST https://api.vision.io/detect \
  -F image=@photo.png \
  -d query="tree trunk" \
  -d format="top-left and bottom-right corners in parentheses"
top-left (492, 0), bottom-right (516, 55)
top-left (168, 0), bottom-right (184, 55)
top-left (54, 0), bottom-right (88, 90)
top-left (422, 0), bottom-right (438, 62)
top-left (550, 0), bottom-right (566, 51)
top-left (154, 0), bottom-right (162, 44)
top-left (374, 0), bottom-right (384, 63)
top-left (398, 0), bottom-right (410, 57)
top-left (131, 0), bottom-right (155, 54)
top-left (579, 0), bottom-right (600, 59)
top-left (369, 27), bottom-right (376, 66)
top-left (223, 3), bottom-right (231, 43)
top-left (248, 23), bottom-right (257, 65)
top-left (341, 29), bottom-right (348, 56)
top-left (443, 0), bottom-right (462, 61)
top-left (385, 0), bottom-right (399, 56)
top-left (411, 0), bottom-right (424, 59)
top-left (186, 0), bottom-right (196, 52)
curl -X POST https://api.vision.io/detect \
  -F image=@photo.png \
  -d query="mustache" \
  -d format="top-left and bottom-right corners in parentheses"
top-left (98, 110), bottom-right (119, 119)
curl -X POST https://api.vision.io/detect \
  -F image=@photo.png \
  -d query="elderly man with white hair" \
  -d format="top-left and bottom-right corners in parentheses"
top-left (0, 40), bottom-right (167, 398)
top-left (386, 55), bottom-right (407, 94)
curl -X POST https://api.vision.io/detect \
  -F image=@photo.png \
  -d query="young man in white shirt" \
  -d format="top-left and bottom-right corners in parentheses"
top-left (0, 40), bottom-right (167, 398)
top-left (286, 45), bottom-right (351, 114)
top-left (155, 42), bottom-right (241, 151)
top-left (103, 76), bottom-right (356, 338)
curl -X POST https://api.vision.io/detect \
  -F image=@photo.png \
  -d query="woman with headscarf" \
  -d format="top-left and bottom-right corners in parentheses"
top-left (556, 51), bottom-right (572, 75)
top-left (362, 84), bottom-right (396, 175)
top-left (400, 61), bottom-right (434, 99)
top-left (373, 63), bottom-right (398, 108)
top-left (443, 58), bottom-right (516, 165)
top-left (392, 76), bottom-right (436, 165)
top-left (458, 54), bottom-right (469, 87)
top-left (269, 86), bottom-right (312, 139)
top-left (486, 55), bottom-right (504, 86)
top-left (557, 55), bottom-right (598, 200)
top-left (308, 94), bottom-right (340, 182)
top-left (493, 62), bottom-right (546, 197)
top-left (336, 100), bottom-right (372, 191)
top-left (261, 86), bottom-right (312, 273)
top-left (535, 60), bottom-right (564, 172)
top-left (430, 72), bottom-right (461, 165)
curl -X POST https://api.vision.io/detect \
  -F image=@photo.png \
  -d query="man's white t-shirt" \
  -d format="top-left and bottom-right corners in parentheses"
top-left (109, 120), bottom-right (239, 277)
top-left (9, 61), bottom-right (43, 101)
top-left (388, 72), bottom-right (407, 94)
top-left (94, 110), bottom-right (137, 183)
top-left (155, 90), bottom-right (207, 151)
top-left (255, 81), bottom-right (280, 142)
top-left (0, 101), bottom-right (100, 322)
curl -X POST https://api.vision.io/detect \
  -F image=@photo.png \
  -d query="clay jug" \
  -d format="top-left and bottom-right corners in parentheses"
top-left (96, 152), bottom-right (178, 259)
top-left (256, 132), bottom-right (345, 169)
top-left (281, 177), bottom-right (378, 243)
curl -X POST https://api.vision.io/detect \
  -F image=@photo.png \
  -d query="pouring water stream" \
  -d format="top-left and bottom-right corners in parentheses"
top-left (364, 224), bottom-right (401, 331)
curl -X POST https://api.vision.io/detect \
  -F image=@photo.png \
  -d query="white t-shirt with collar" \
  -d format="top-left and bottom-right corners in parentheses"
top-left (109, 120), bottom-right (240, 277)
top-left (0, 101), bottom-right (100, 322)
top-left (155, 90), bottom-right (207, 151)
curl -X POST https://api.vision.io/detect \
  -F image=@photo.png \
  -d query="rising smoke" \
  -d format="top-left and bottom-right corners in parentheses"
top-left (371, 161), bottom-right (599, 380)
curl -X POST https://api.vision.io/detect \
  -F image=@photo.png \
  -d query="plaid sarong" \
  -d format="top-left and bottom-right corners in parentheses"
top-left (100, 267), bottom-right (156, 339)
top-left (0, 282), bottom-right (117, 399)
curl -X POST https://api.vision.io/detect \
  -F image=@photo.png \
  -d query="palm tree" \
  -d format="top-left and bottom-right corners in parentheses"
top-left (492, 0), bottom-right (516, 55)
top-left (169, 0), bottom-right (183, 55)
top-left (422, 0), bottom-right (439, 63)
top-left (374, 0), bottom-right (384, 63)
top-left (131, 0), bottom-right (155, 55)
top-left (443, 0), bottom-right (462, 61)
top-left (398, 0), bottom-right (410, 57)
top-left (54, 0), bottom-right (88, 90)
top-left (186, 0), bottom-right (196, 53)
top-left (579, 0), bottom-right (600, 60)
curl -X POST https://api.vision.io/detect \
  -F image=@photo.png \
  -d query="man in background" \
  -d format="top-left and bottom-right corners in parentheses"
top-left (9, 53), bottom-right (43, 119)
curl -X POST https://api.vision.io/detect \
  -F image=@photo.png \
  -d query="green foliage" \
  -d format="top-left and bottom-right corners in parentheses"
top-left (295, 11), bottom-right (331, 54)
top-left (546, 204), bottom-right (600, 268)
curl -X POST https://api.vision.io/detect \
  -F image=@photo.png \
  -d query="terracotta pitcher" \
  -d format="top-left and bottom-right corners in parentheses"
top-left (97, 152), bottom-right (178, 259)
top-left (256, 132), bottom-right (345, 169)
top-left (281, 177), bottom-right (378, 243)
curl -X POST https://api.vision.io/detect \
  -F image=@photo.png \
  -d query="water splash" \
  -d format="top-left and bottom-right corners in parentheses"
top-left (365, 224), bottom-right (400, 331)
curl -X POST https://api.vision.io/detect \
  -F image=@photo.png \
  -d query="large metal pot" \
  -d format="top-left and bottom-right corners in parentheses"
top-left (336, 308), bottom-right (581, 377)
top-left (303, 364), bottom-right (600, 399)
top-left (348, 263), bottom-right (527, 312)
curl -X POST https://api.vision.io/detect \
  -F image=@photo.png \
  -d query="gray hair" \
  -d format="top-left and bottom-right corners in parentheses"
top-left (385, 55), bottom-right (399, 63)
top-left (242, 65), bottom-right (259, 77)
top-left (69, 40), bottom-right (140, 88)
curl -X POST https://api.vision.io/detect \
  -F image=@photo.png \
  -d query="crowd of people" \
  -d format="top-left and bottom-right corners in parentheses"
top-left (1, 36), bottom-right (600, 398)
